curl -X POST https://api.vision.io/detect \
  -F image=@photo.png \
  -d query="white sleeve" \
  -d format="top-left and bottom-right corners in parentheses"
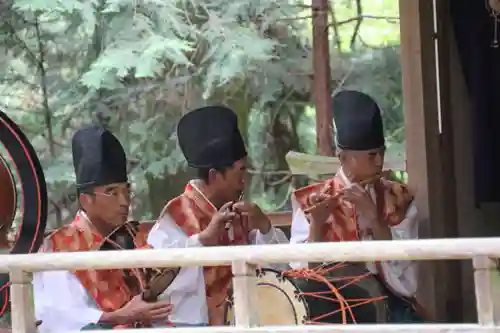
top-left (290, 194), bottom-right (309, 245)
top-left (289, 194), bottom-right (310, 269)
top-left (389, 201), bottom-right (418, 240)
top-left (250, 227), bottom-right (289, 245)
top-left (147, 213), bottom-right (203, 294)
top-left (380, 201), bottom-right (419, 297)
top-left (34, 270), bottom-right (102, 333)
top-left (248, 226), bottom-right (290, 271)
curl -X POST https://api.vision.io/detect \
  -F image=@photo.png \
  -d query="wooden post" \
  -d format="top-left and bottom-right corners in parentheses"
top-left (399, 0), bottom-right (444, 321)
top-left (9, 269), bottom-right (35, 333)
top-left (472, 256), bottom-right (495, 325)
top-left (231, 261), bottom-right (258, 327)
top-left (311, 0), bottom-right (334, 156)
top-left (433, 0), bottom-right (463, 322)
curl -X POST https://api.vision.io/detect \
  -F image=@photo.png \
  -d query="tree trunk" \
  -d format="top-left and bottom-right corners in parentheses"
top-left (312, 0), bottom-right (334, 156)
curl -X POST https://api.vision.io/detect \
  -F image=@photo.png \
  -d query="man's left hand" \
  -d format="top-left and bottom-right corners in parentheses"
top-left (342, 184), bottom-right (378, 221)
top-left (232, 201), bottom-right (271, 234)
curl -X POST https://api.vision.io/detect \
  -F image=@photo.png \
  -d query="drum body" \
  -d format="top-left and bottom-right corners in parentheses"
top-left (224, 268), bottom-right (308, 326)
top-left (0, 111), bottom-right (48, 321)
top-left (224, 264), bottom-right (388, 326)
top-left (0, 156), bottom-right (16, 230)
top-left (100, 221), bottom-right (180, 302)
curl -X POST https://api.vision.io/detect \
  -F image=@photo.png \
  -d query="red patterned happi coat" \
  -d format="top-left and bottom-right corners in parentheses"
top-left (293, 171), bottom-right (414, 242)
top-left (42, 213), bottom-right (150, 327)
top-left (162, 183), bottom-right (249, 325)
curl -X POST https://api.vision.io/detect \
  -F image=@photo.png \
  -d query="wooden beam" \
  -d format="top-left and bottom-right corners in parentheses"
top-left (434, 0), bottom-right (463, 322)
top-left (399, 0), bottom-right (444, 321)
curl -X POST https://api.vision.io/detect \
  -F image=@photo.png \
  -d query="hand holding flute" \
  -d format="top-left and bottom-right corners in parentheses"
top-left (231, 201), bottom-right (271, 234)
top-left (304, 184), bottom-right (336, 226)
top-left (198, 201), bottom-right (236, 246)
top-left (304, 174), bottom-right (382, 225)
top-left (225, 193), bottom-right (244, 230)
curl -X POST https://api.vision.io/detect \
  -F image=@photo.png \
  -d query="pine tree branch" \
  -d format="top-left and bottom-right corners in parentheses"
top-left (34, 16), bottom-right (55, 158)
top-left (329, 2), bottom-right (342, 52)
top-left (277, 15), bottom-right (314, 22)
top-left (2, 21), bottom-right (40, 66)
top-left (334, 15), bottom-right (400, 27)
top-left (350, 0), bottom-right (363, 50)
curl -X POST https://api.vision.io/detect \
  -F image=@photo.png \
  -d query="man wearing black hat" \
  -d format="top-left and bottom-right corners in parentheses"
top-left (290, 90), bottom-right (425, 323)
top-left (33, 126), bottom-right (172, 332)
top-left (147, 106), bottom-right (289, 326)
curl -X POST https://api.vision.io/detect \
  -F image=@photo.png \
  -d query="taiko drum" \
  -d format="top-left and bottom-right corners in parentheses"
top-left (0, 157), bottom-right (16, 227)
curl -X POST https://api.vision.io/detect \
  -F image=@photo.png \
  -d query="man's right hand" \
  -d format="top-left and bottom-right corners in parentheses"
top-left (198, 201), bottom-right (236, 246)
top-left (115, 294), bottom-right (172, 324)
top-left (306, 185), bottom-right (335, 225)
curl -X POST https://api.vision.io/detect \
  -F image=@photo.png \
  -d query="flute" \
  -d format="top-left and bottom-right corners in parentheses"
top-left (225, 192), bottom-right (244, 230)
top-left (303, 173), bottom-right (382, 214)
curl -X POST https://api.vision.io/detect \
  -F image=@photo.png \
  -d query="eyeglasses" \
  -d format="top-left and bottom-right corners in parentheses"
top-left (94, 190), bottom-right (135, 200)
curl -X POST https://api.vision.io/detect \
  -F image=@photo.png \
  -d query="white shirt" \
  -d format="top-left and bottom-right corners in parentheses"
top-left (34, 270), bottom-right (104, 333)
top-left (147, 212), bottom-right (289, 326)
top-left (289, 168), bottom-right (419, 298)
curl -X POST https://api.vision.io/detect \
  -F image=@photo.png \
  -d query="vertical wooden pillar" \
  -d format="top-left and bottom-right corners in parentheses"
top-left (231, 261), bottom-right (258, 326)
top-left (10, 270), bottom-right (36, 333)
top-left (311, 0), bottom-right (334, 156)
top-left (472, 256), bottom-right (495, 325)
top-left (434, 0), bottom-right (463, 322)
top-left (399, 0), bottom-right (446, 321)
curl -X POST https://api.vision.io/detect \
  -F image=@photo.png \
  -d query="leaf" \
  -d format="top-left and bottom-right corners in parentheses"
top-left (145, 159), bottom-right (167, 177)
top-left (44, 161), bottom-right (75, 184)
top-left (14, 0), bottom-right (64, 12)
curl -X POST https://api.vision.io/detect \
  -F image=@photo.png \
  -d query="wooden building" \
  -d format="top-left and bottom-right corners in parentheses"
top-left (400, 0), bottom-right (500, 323)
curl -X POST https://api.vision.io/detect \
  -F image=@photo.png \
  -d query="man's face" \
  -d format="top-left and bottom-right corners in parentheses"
top-left (81, 182), bottom-right (131, 228)
top-left (212, 158), bottom-right (247, 202)
top-left (340, 147), bottom-right (385, 181)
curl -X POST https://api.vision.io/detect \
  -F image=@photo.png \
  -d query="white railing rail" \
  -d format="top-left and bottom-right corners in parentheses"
top-left (2, 238), bottom-right (500, 333)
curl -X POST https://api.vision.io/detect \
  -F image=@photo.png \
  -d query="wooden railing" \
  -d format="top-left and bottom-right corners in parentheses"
top-left (3, 238), bottom-right (500, 332)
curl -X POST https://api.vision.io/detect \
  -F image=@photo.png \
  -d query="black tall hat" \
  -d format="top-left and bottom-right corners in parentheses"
top-left (333, 90), bottom-right (385, 150)
top-left (72, 125), bottom-right (128, 189)
top-left (177, 106), bottom-right (247, 169)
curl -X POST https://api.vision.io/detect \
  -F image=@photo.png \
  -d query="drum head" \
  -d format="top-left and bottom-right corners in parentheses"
top-left (290, 263), bottom-right (388, 324)
top-left (225, 268), bottom-right (308, 326)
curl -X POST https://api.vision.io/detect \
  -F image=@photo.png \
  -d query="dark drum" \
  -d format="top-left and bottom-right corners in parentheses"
top-left (100, 221), bottom-right (180, 302)
top-left (287, 262), bottom-right (388, 324)
top-left (0, 156), bottom-right (16, 230)
top-left (224, 263), bottom-right (388, 326)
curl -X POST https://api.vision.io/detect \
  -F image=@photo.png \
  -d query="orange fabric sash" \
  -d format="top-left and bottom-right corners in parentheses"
top-left (161, 183), bottom-right (249, 325)
top-left (43, 214), bottom-right (149, 325)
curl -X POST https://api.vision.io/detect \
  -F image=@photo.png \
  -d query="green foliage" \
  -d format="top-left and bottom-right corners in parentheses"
top-left (332, 0), bottom-right (400, 51)
top-left (389, 170), bottom-right (408, 184)
top-left (0, 0), bottom-right (404, 228)
top-left (341, 45), bottom-right (405, 145)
